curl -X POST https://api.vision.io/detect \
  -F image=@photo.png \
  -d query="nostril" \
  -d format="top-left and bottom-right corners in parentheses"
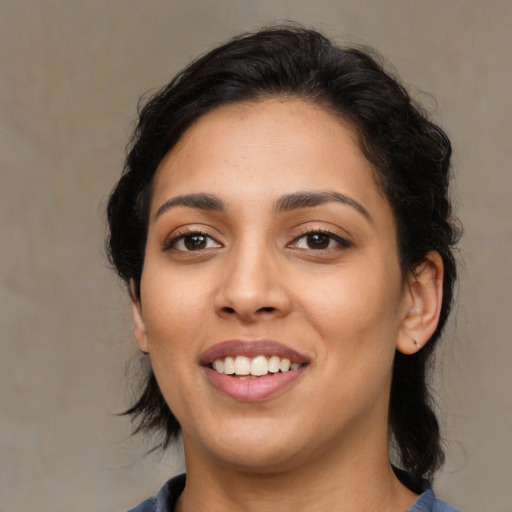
top-left (257, 307), bottom-right (275, 313)
top-left (221, 306), bottom-right (275, 315)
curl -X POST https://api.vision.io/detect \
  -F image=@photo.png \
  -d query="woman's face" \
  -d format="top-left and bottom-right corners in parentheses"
top-left (133, 99), bottom-right (413, 471)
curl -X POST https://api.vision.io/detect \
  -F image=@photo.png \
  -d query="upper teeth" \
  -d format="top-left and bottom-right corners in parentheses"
top-left (212, 355), bottom-right (302, 376)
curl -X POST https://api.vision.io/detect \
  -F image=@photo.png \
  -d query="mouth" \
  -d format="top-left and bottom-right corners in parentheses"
top-left (210, 355), bottom-right (303, 378)
top-left (201, 340), bottom-right (309, 400)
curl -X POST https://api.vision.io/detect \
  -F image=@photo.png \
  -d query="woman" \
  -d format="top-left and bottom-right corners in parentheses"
top-left (107, 26), bottom-right (461, 512)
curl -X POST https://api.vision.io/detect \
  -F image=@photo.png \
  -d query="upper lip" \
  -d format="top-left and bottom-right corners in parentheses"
top-left (200, 339), bottom-right (310, 366)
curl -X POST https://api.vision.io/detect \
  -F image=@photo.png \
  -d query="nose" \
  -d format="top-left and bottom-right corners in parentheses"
top-left (213, 242), bottom-right (292, 323)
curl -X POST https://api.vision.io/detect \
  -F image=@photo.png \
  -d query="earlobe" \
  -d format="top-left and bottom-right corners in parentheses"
top-left (129, 279), bottom-right (150, 354)
top-left (397, 252), bottom-right (444, 355)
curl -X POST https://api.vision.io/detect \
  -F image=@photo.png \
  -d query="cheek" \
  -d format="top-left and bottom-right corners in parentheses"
top-left (143, 261), bottom-right (209, 314)
top-left (303, 268), bottom-right (401, 400)
top-left (140, 268), bottom-right (211, 360)
top-left (140, 273), bottom-right (207, 406)
top-left (297, 264), bottom-right (403, 343)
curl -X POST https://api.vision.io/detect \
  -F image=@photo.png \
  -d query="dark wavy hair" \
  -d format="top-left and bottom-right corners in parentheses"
top-left (107, 25), bottom-right (460, 480)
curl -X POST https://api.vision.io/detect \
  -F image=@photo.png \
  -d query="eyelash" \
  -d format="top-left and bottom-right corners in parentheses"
top-left (164, 228), bottom-right (351, 253)
top-left (289, 228), bottom-right (351, 251)
top-left (163, 230), bottom-right (222, 252)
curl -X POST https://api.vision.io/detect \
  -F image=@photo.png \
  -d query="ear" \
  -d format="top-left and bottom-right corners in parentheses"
top-left (397, 252), bottom-right (444, 355)
top-left (129, 279), bottom-right (150, 354)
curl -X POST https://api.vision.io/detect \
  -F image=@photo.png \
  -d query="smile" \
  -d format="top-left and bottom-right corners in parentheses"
top-left (201, 340), bottom-right (309, 401)
top-left (212, 355), bottom-right (303, 377)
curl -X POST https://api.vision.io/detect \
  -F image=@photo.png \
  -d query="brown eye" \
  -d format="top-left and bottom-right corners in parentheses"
top-left (290, 230), bottom-right (351, 251)
top-left (184, 234), bottom-right (208, 250)
top-left (168, 232), bottom-right (222, 252)
top-left (305, 233), bottom-right (330, 249)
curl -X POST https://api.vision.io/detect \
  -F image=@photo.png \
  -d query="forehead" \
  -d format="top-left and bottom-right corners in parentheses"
top-left (151, 99), bottom-right (388, 218)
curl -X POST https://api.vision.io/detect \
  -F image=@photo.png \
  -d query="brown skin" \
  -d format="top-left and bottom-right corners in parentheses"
top-left (131, 99), bottom-right (444, 512)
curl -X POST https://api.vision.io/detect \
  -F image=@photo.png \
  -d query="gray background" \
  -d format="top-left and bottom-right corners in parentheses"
top-left (1, 1), bottom-right (510, 511)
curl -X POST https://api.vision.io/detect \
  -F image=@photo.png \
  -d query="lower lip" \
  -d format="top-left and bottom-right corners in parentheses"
top-left (203, 367), bottom-right (306, 401)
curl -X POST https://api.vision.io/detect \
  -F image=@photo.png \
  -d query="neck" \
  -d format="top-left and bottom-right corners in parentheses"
top-left (176, 433), bottom-right (418, 512)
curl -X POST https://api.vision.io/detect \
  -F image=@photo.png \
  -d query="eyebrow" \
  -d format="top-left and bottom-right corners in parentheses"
top-left (155, 193), bottom-right (225, 219)
top-left (274, 191), bottom-right (372, 222)
top-left (155, 190), bottom-right (371, 222)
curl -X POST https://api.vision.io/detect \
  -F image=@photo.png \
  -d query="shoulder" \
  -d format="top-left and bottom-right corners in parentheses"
top-left (127, 496), bottom-right (156, 512)
top-left (393, 469), bottom-right (461, 512)
top-left (432, 496), bottom-right (462, 512)
top-left (126, 474), bottom-right (186, 512)
top-left (408, 488), bottom-right (462, 512)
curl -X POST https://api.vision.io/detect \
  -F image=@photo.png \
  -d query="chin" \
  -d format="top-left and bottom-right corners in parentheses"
top-left (211, 444), bottom-right (308, 474)
top-left (187, 417), bottom-right (313, 473)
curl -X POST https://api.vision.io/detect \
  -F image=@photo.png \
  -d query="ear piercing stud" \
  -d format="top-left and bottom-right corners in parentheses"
top-left (413, 339), bottom-right (421, 350)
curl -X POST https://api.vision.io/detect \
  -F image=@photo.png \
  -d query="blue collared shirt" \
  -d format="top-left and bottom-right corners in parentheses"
top-left (127, 473), bottom-right (461, 512)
